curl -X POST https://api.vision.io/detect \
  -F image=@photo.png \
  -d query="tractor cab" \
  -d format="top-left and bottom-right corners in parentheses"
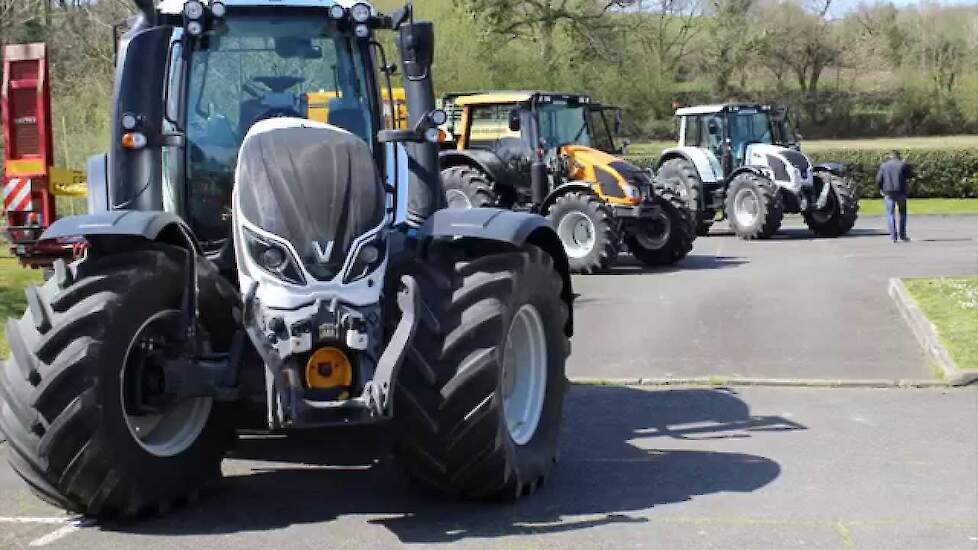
top-left (675, 103), bottom-right (806, 178)
top-left (587, 103), bottom-right (629, 156)
top-left (453, 91), bottom-right (594, 156)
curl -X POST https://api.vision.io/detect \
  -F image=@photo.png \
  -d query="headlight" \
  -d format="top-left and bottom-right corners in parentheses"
top-left (624, 185), bottom-right (641, 202)
top-left (243, 227), bottom-right (305, 285)
top-left (210, 1), bottom-right (226, 18)
top-left (344, 237), bottom-right (386, 284)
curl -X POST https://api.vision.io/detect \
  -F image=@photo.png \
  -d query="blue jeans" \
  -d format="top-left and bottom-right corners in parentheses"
top-left (884, 193), bottom-right (908, 240)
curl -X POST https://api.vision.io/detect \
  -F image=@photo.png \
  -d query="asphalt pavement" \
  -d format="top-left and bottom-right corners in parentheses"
top-left (570, 215), bottom-right (978, 381)
top-left (1, 385), bottom-right (975, 549)
top-left (1, 214), bottom-right (976, 549)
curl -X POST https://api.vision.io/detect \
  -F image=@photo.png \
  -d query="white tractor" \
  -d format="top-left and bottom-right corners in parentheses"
top-left (655, 103), bottom-right (858, 239)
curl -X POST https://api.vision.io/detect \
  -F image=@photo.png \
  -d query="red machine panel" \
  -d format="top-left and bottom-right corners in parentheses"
top-left (2, 43), bottom-right (60, 266)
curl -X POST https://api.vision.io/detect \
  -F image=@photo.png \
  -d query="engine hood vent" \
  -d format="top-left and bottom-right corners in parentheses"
top-left (235, 119), bottom-right (385, 282)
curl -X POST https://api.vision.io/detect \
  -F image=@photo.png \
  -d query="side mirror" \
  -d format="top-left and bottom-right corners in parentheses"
top-left (508, 109), bottom-right (521, 132)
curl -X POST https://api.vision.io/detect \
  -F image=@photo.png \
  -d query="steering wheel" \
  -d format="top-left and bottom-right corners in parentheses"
top-left (252, 76), bottom-right (305, 93)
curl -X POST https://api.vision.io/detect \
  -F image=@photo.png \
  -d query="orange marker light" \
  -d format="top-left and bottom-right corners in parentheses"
top-left (121, 132), bottom-right (147, 150)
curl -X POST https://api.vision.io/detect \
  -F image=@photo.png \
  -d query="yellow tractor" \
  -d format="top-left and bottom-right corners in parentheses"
top-left (439, 91), bottom-right (693, 273)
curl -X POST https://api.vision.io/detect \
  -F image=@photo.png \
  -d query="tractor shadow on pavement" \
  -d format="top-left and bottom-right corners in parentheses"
top-left (707, 227), bottom-right (889, 240)
top-left (100, 386), bottom-right (804, 544)
top-left (602, 254), bottom-right (750, 275)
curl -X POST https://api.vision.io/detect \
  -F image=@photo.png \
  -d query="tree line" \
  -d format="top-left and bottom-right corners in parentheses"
top-left (0, 0), bottom-right (976, 169)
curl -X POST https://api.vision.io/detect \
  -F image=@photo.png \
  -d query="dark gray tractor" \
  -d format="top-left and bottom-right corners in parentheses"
top-left (0, 1), bottom-right (573, 519)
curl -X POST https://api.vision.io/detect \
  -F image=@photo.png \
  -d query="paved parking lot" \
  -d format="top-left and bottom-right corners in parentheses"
top-left (1, 385), bottom-right (975, 549)
top-left (571, 215), bottom-right (978, 381)
top-left (1, 214), bottom-right (976, 549)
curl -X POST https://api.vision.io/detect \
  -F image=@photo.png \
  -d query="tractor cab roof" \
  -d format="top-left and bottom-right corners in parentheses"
top-left (454, 91), bottom-right (592, 107)
top-left (158, 0), bottom-right (369, 14)
top-left (674, 103), bottom-right (773, 117)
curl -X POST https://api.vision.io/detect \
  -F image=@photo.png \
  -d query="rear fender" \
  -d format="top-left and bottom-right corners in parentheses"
top-left (658, 147), bottom-right (722, 183)
top-left (421, 208), bottom-right (574, 335)
top-left (731, 165), bottom-right (775, 184)
top-left (439, 150), bottom-right (508, 183)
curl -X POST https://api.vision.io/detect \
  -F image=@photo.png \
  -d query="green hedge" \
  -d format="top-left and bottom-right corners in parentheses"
top-left (624, 147), bottom-right (978, 199)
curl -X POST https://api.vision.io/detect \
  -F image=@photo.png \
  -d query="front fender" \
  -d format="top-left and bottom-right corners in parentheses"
top-left (813, 162), bottom-right (847, 176)
top-left (41, 210), bottom-right (201, 253)
top-left (540, 182), bottom-right (594, 215)
top-left (421, 207), bottom-right (573, 335)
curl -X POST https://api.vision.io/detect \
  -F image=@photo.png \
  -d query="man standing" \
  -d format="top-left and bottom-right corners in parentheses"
top-left (876, 150), bottom-right (913, 243)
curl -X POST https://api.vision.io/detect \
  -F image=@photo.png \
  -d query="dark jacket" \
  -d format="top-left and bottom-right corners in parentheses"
top-left (876, 159), bottom-right (913, 195)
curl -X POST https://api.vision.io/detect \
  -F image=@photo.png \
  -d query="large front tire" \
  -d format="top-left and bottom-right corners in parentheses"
top-left (547, 192), bottom-right (619, 274)
top-left (0, 246), bottom-right (235, 518)
top-left (394, 243), bottom-right (569, 499)
top-left (625, 188), bottom-right (695, 266)
top-left (725, 172), bottom-right (783, 240)
top-left (657, 157), bottom-right (710, 235)
top-left (803, 172), bottom-right (859, 237)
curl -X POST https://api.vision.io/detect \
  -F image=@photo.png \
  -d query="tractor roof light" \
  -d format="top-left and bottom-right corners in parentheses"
top-left (210, 1), bottom-right (226, 18)
top-left (328, 5), bottom-right (346, 20)
top-left (350, 3), bottom-right (372, 23)
top-left (183, 0), bottom-right (204, 19)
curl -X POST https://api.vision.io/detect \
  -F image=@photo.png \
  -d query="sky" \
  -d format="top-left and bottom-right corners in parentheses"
top-left (827, 0), bottom-right (977, 17)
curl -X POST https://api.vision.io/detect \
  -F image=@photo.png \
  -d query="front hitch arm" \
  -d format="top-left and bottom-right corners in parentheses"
top-left (367, 275), bottom-right (421, 416)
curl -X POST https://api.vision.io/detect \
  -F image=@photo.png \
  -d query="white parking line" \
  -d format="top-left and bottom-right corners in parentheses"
top-left (0, 515), bottom-right (92, 547)
top-left (0, 516), bottom-right (69, 525)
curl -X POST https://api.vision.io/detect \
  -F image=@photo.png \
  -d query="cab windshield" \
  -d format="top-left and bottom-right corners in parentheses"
top-left (537, 99), bottom-right (590, 149)
top-left (171, 14), bottom-right (374, 243)
top-left (728, 110), bottom-right (773, 165)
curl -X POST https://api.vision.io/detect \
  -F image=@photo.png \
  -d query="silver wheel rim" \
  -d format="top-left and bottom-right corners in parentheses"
top-left (635, 210), bottom-right (671, 250)
top-left (446, 189), bottom-right (472, 209)
top-left (733, 187), bottom-right (761, 228)
top-left (556, 211), bottom-right (596, 259)
top-left (121, 311), bottom-right (212, 458)
top-left (810, 190), bottom-right (837, 224)
top-left (501, 305), bottom-right (548, 446)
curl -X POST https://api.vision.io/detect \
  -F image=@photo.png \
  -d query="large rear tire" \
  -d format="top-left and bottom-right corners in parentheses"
top-left (547, 192), bottom-right (619, 274)
top-left (0, 246), bottom-right (236, 518)
top-left (394, 243), bottom-right (569, 500)
top-left (657, 157), bottom-right (710, 235)
top-left (803, 172), bottom-right (859, 237)
top-left (725, 172), bottom-right (783, 240)
top-left (442, 166), bottom-right (496, 209)
top-left (625, 187), bottom-right (694, 266)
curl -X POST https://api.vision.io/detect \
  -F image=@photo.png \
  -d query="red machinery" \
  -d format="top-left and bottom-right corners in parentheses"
top-left (2, 43), bottom-right (75, 268)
